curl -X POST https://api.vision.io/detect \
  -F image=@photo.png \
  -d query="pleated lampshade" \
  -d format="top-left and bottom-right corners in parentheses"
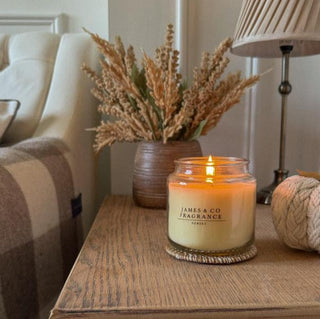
top-left (232, 0), bottom-right (320, 57)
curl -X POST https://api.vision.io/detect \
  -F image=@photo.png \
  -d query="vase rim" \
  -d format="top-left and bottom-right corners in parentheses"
top-left (139, 140), bottom-right (199, 144)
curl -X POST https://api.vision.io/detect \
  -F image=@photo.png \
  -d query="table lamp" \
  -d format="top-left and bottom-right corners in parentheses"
top-left (231, 0), bottom-right (320, 204)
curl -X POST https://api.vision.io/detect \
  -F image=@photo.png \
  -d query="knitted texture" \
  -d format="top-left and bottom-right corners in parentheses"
top-left (271, 175), bottom-right (320, 253)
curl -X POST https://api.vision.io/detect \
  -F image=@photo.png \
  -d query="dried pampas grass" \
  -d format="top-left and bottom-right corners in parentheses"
top-left (82, 25), bottom-right (259, 153)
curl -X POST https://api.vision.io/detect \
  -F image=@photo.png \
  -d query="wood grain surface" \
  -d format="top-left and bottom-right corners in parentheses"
top-left (50, 196), bottom-right (320, 319)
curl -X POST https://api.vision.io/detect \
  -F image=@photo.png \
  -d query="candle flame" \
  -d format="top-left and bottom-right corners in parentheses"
top-left (206, 155), bottom-right (215, 177)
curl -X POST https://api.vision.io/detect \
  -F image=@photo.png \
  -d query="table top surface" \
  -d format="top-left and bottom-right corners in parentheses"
top-left (50, 196), bottom-right (320, 319)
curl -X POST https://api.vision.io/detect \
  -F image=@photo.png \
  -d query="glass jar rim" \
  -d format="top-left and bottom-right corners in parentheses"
top-left (175, 156), bottom-right (249, 167)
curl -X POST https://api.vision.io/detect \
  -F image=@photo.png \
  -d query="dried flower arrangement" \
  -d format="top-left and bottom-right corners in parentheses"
top-left (82, 24), bottom-right (259, 152)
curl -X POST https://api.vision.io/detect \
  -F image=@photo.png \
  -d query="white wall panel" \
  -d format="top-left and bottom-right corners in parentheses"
top-left (0, 0), bottom-right (109, 37)
top-left (253, 55), bottom-right (320, 189)
top-left (252, 59), bottom-right (280, 189)
top-left (287, 55), bottom-right (320, 174)
top-left (187, 0), bottom-right (249, 159)
top-left (0, 15), bottom-right (65, 34)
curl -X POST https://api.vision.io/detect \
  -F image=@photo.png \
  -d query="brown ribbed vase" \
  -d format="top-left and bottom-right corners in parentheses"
top-left (133, 140), bottom-right (202, 209)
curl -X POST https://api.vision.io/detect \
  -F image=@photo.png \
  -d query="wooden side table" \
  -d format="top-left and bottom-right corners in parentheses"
top-left (50, 196), bottom-right (320, 318)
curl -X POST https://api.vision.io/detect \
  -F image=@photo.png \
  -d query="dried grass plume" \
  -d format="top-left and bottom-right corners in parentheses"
top-left (82, 25), bottom-right (260, 152)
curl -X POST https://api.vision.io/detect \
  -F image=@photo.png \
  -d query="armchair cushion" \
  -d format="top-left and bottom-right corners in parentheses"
top-left (0, 33), bottom-right (60, 143)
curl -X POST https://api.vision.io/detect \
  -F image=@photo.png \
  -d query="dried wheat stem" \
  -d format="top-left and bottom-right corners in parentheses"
top-left (83, 26), bottom-right (260, 152)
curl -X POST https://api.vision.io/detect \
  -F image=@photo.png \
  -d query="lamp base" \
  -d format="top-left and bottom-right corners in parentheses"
top-left (256, 169), bottom-right (289, 205)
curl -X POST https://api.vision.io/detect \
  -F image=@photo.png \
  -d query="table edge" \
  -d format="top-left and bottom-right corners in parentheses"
top-left (50, 303), bottom-right (320, 318)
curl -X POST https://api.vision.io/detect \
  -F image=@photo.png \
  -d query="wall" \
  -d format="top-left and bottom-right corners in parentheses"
top-left (108, 0), bottom-right (320, 194)
top-left (108, 0), bottom-right (250, 194)
top-left (2, 0), bottom-right (319, 196)
top-left (108, 0), bottom-right (176, 194)
top-left (0, 0), bottom-right (109, 37)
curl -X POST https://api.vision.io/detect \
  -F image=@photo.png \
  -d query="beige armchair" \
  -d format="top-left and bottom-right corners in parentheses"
top-left (0, 32), bottom-right (100, 319)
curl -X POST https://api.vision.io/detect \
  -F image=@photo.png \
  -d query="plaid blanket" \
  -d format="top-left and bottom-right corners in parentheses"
top-left (0, 137), bottom-right (82, 319)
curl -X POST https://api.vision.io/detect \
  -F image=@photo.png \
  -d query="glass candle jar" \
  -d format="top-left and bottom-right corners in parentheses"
top-left (166, 156), bottom-right (257, 264)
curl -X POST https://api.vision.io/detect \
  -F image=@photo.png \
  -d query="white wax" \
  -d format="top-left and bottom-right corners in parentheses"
top-left (168, 182), bottom-right (256, 251)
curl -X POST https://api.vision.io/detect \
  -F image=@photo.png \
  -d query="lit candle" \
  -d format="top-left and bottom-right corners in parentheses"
top-left (167, 156), bottom-right (256, 255)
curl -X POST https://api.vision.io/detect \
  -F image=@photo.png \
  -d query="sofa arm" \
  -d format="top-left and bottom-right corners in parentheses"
top-left (0, 137), bottom-right (81, 319)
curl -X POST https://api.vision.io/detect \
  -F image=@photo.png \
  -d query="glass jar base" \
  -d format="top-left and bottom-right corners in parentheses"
top-left (165, 241), bottom-right (257, 264)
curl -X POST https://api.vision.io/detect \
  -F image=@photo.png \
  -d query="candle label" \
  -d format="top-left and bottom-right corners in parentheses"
top-left (178, 206), bottom-right (224, 225)
top-left (168, 183), bottom-right (256, 250)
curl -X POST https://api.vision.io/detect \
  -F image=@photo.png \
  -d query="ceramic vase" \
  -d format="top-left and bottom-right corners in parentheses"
top-left (133, 140), bottom-right (202, 209)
